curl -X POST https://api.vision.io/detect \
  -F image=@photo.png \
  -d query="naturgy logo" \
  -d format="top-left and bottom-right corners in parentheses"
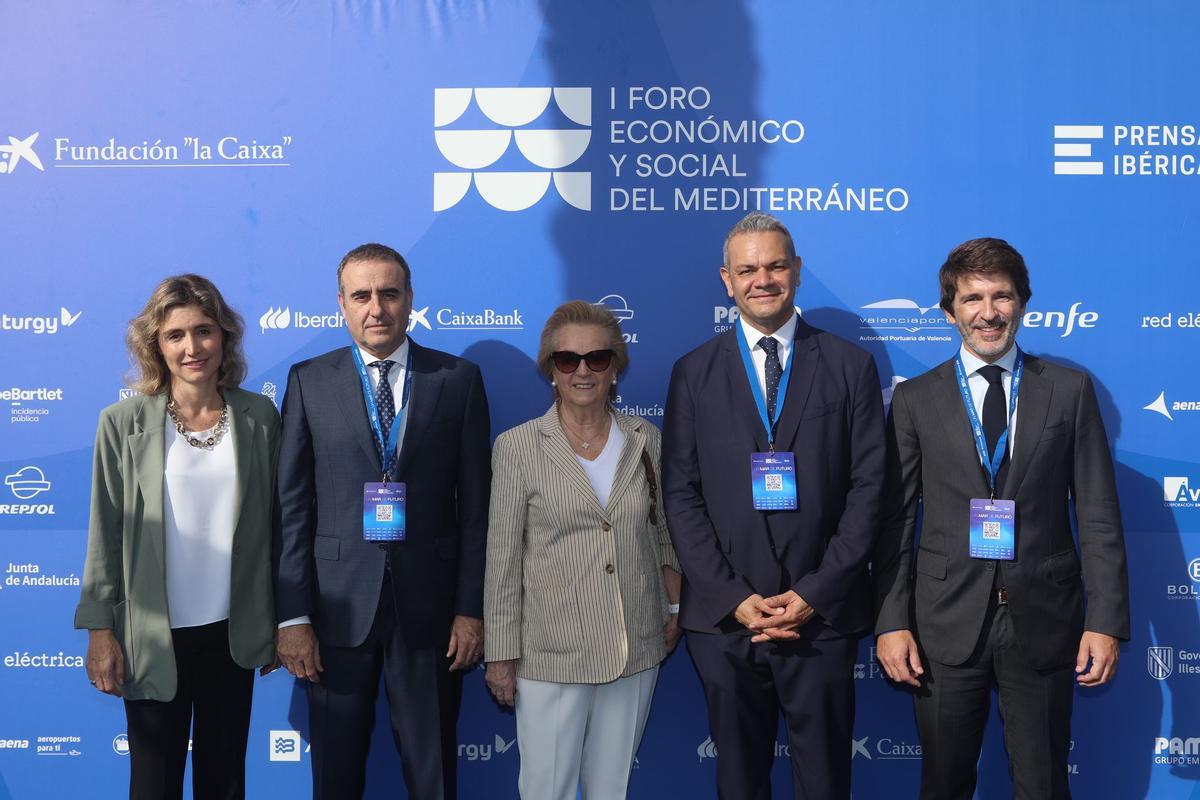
top-left (434, 87), bottom-right (591, 212)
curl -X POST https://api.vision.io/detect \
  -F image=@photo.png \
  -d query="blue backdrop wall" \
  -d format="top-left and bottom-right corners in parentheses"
top-left (2, 2), bottom-right (1198, 798)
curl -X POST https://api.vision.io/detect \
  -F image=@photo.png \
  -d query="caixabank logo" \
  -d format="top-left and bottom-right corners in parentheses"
top-left (434, 87), bottom-right (591, 211)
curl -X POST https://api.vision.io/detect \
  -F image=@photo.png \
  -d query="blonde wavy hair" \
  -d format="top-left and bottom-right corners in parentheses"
top-left (125, 274), bottom-right (247, 395)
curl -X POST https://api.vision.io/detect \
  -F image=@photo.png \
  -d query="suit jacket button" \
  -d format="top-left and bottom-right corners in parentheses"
top-left (605, 564), bottom-right (615, 574)
top-left (602, 522), bottom-right (612, 532)
top-left (986, 562), bottom-right (995, 571)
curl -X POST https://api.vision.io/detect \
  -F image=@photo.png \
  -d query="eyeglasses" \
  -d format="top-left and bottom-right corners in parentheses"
top-left (551, 349), bottom-right (614, 374)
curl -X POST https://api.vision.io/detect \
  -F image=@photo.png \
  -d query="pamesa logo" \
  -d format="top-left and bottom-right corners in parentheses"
top-left (434, 87), bottom-right (591, 212)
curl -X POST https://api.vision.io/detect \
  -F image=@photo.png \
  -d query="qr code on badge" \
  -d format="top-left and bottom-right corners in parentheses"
top-left (375, 504), bottom-right (394, 523)
top-left (764, 473), bottom-right (783, 492)
top-left (982, 521), bottom-right (1001, 540)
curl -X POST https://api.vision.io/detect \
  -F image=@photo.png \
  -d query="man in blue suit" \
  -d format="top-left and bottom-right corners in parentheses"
top-left (274, 243), bottom-right (491, 799)
top-left (663, 213), bottom-right (885, 800)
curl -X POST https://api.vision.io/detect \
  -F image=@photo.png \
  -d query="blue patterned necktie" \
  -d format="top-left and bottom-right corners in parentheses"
top-left (371, 360), bottom-right (396, 460)
top-left (759, 336), bottom-right (783, 423)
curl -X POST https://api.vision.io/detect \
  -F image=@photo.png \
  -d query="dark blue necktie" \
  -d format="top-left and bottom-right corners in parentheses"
top-left (759, 336), bottom-right (783, 424)
top-left (978, 364), bottom-right (1009, 492)
top-left (372, 360), bottom-right (396, 460)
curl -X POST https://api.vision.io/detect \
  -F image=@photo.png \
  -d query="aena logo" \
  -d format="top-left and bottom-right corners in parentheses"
top-left (0, 133), bottom-right (44, 175)
top-left (434, 87), bottom-right (591, 212)
top-left (1145, 391), bottom-right (1200, 421)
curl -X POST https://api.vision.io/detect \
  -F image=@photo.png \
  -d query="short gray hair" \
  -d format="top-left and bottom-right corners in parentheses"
top-left (722, 212), bottom-right (796, 265)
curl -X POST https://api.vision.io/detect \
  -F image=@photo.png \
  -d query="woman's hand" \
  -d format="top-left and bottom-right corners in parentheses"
top-left (663, 613), bottom-right (683, 654)
top-left (485, 660), bottom-right (519, 707)
top-left (85, 629), bottom-right (125, 696)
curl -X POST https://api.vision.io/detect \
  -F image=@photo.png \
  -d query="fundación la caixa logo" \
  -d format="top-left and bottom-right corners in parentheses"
top-left (0, 133), bottom-right (44, 175)
top-left (434, 87), bottom-right (591, 212)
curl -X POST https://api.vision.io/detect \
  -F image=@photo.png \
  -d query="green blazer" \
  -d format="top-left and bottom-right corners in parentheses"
top-left (74, 388), bottom-right (280, 701)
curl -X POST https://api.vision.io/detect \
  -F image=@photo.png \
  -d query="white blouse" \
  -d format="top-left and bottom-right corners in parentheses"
top-left (575, 414), bottom-right (625, 509)
top-left (162, 414), bottom-right (237, 629)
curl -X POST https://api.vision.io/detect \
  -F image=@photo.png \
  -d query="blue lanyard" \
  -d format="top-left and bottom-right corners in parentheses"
top-left (735, 322), bottom-right (795, 451)
top-left (953, 348), bottom-right (1023, 498)
top-left (350, 344), bottom-right (413, 481)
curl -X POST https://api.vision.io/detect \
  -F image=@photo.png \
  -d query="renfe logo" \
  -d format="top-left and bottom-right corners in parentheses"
top-left (434, 87), bottom-right (591, 212)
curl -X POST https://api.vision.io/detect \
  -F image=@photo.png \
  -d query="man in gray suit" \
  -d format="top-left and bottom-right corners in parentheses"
top-left (873, 237), bottom-right (1130, 799)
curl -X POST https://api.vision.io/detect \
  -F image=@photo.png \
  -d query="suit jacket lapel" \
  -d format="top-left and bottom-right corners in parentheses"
top-left (771, 320), bottom-right (819, 453)
top-left (720, 331), bottom-right (768, 452)
top-left (394, 340), bottom-right (445, 479)
top-left (931, 359), bottom-right (994, 499)
top-left (227, 389), bottom-right (257, 541)
top-left (331, 347), bottom-right (386, 469)
top-left (129, 394), bottom-right (167, 574)
top-left (1002, 355), bottom-right (1051, 501)
top-left (605, 414), bottom-right (648, 514)
top-left (537, 405), bottom-right (607, 518)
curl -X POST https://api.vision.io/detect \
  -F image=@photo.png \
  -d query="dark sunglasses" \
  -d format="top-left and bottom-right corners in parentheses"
top-left (551, 349), bottom-right (614, 374)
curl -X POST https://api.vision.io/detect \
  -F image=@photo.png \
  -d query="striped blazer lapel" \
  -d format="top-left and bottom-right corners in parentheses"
top-left (536, 405), bottom-right (606, 517)
top-left (605, 413), bottom-right (648, 514)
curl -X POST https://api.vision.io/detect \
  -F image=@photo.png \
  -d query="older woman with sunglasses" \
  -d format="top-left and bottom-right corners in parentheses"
top-left (484, 300), bottom-right (681, 800)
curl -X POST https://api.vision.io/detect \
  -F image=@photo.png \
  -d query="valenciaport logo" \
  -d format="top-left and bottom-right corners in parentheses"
top-left (3, 387), bottom-right (64, 425)
top-left (593, 294), bottom-right (639, 343)
top-left (1164, 477), bottom-right (1200, 508)
top-left (269, 730), bottom-right (302, 762)
top-left (858, 298), bottom-right (952, 344)
top-left (0, 133), bottom-right (44, 175)
top-left (2, 466), bottom-right (55, 516)
top-left (1055, 123), bottom-right (1200, 177)
top-left (1144, 391), bottom-right (1200, 421)
top-left (434, 87), bottom-right (591, 212)
top-left (0, 308), bottom-right (81, 335)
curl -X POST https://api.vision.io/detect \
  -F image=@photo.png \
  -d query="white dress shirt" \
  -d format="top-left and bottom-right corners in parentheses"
top-left (738, 311), bottom-right (798, 400)
top-left (958, 342), bottom-right (1020, 460)
top-left (280, 338), bottom-right (413, 631)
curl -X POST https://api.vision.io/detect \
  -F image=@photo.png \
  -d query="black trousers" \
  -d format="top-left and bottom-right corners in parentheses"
top-left (123, 619), bottom-right (254, 800)
top-left (914, 601), bottom-right (1076, 800)
top-left (308, 572), bottom-right (463, 800)
top-left (688, 630), bottom-right (856, 800)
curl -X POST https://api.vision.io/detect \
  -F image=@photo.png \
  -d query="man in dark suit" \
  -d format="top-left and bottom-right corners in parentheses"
top-left (873, 237), bottom-right (1130, 799)
top-left (274, 243), bottom-right (490, 800)
top-left (663, 212), bottom-right (885, 800)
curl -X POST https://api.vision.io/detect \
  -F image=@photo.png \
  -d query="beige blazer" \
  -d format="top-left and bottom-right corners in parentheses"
top-left (73, 389), bottom-right (280, 701)
top-left (484, 405), bottom-right (680, 683)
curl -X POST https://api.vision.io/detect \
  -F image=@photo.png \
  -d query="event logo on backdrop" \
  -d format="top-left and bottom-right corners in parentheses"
top-left (3, 386), bottom-right (63, 424)
top-left (1054, 124), bottom-right (1200, 176)
top-left (1, 466), bottom-right (54, 517)
top-left (18, 133), bottom-right (295, 169)
top-left (1144, 390), bottom-right (1200, 421)
top-left (0, 307), bottom-right (81, 335)
top-left (2, 562), bottom-right (79, 591)
top-left (435, 86), bottom-right (911, 215)
top-left (1163, 477), bottom-right (1200, 508)
top-left (0, 133), bottom-right (44, 174)
top-left (434, 87), bottom-right (592, 211)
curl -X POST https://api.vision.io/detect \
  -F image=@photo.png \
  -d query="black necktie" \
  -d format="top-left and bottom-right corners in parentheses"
top-left (759, 336), bottom-right (783, 424)
top-left (372, 360), bottom-right (396, 461)
top-left (978, 364), bottom-right (1009, 493)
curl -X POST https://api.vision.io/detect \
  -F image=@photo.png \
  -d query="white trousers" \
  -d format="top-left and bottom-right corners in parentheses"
top-left (514, 666), bottom-right (659, 800)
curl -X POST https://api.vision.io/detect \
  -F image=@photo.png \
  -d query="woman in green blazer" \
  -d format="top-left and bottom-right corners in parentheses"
top-left (74, 274), bottom-right (279, 800)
